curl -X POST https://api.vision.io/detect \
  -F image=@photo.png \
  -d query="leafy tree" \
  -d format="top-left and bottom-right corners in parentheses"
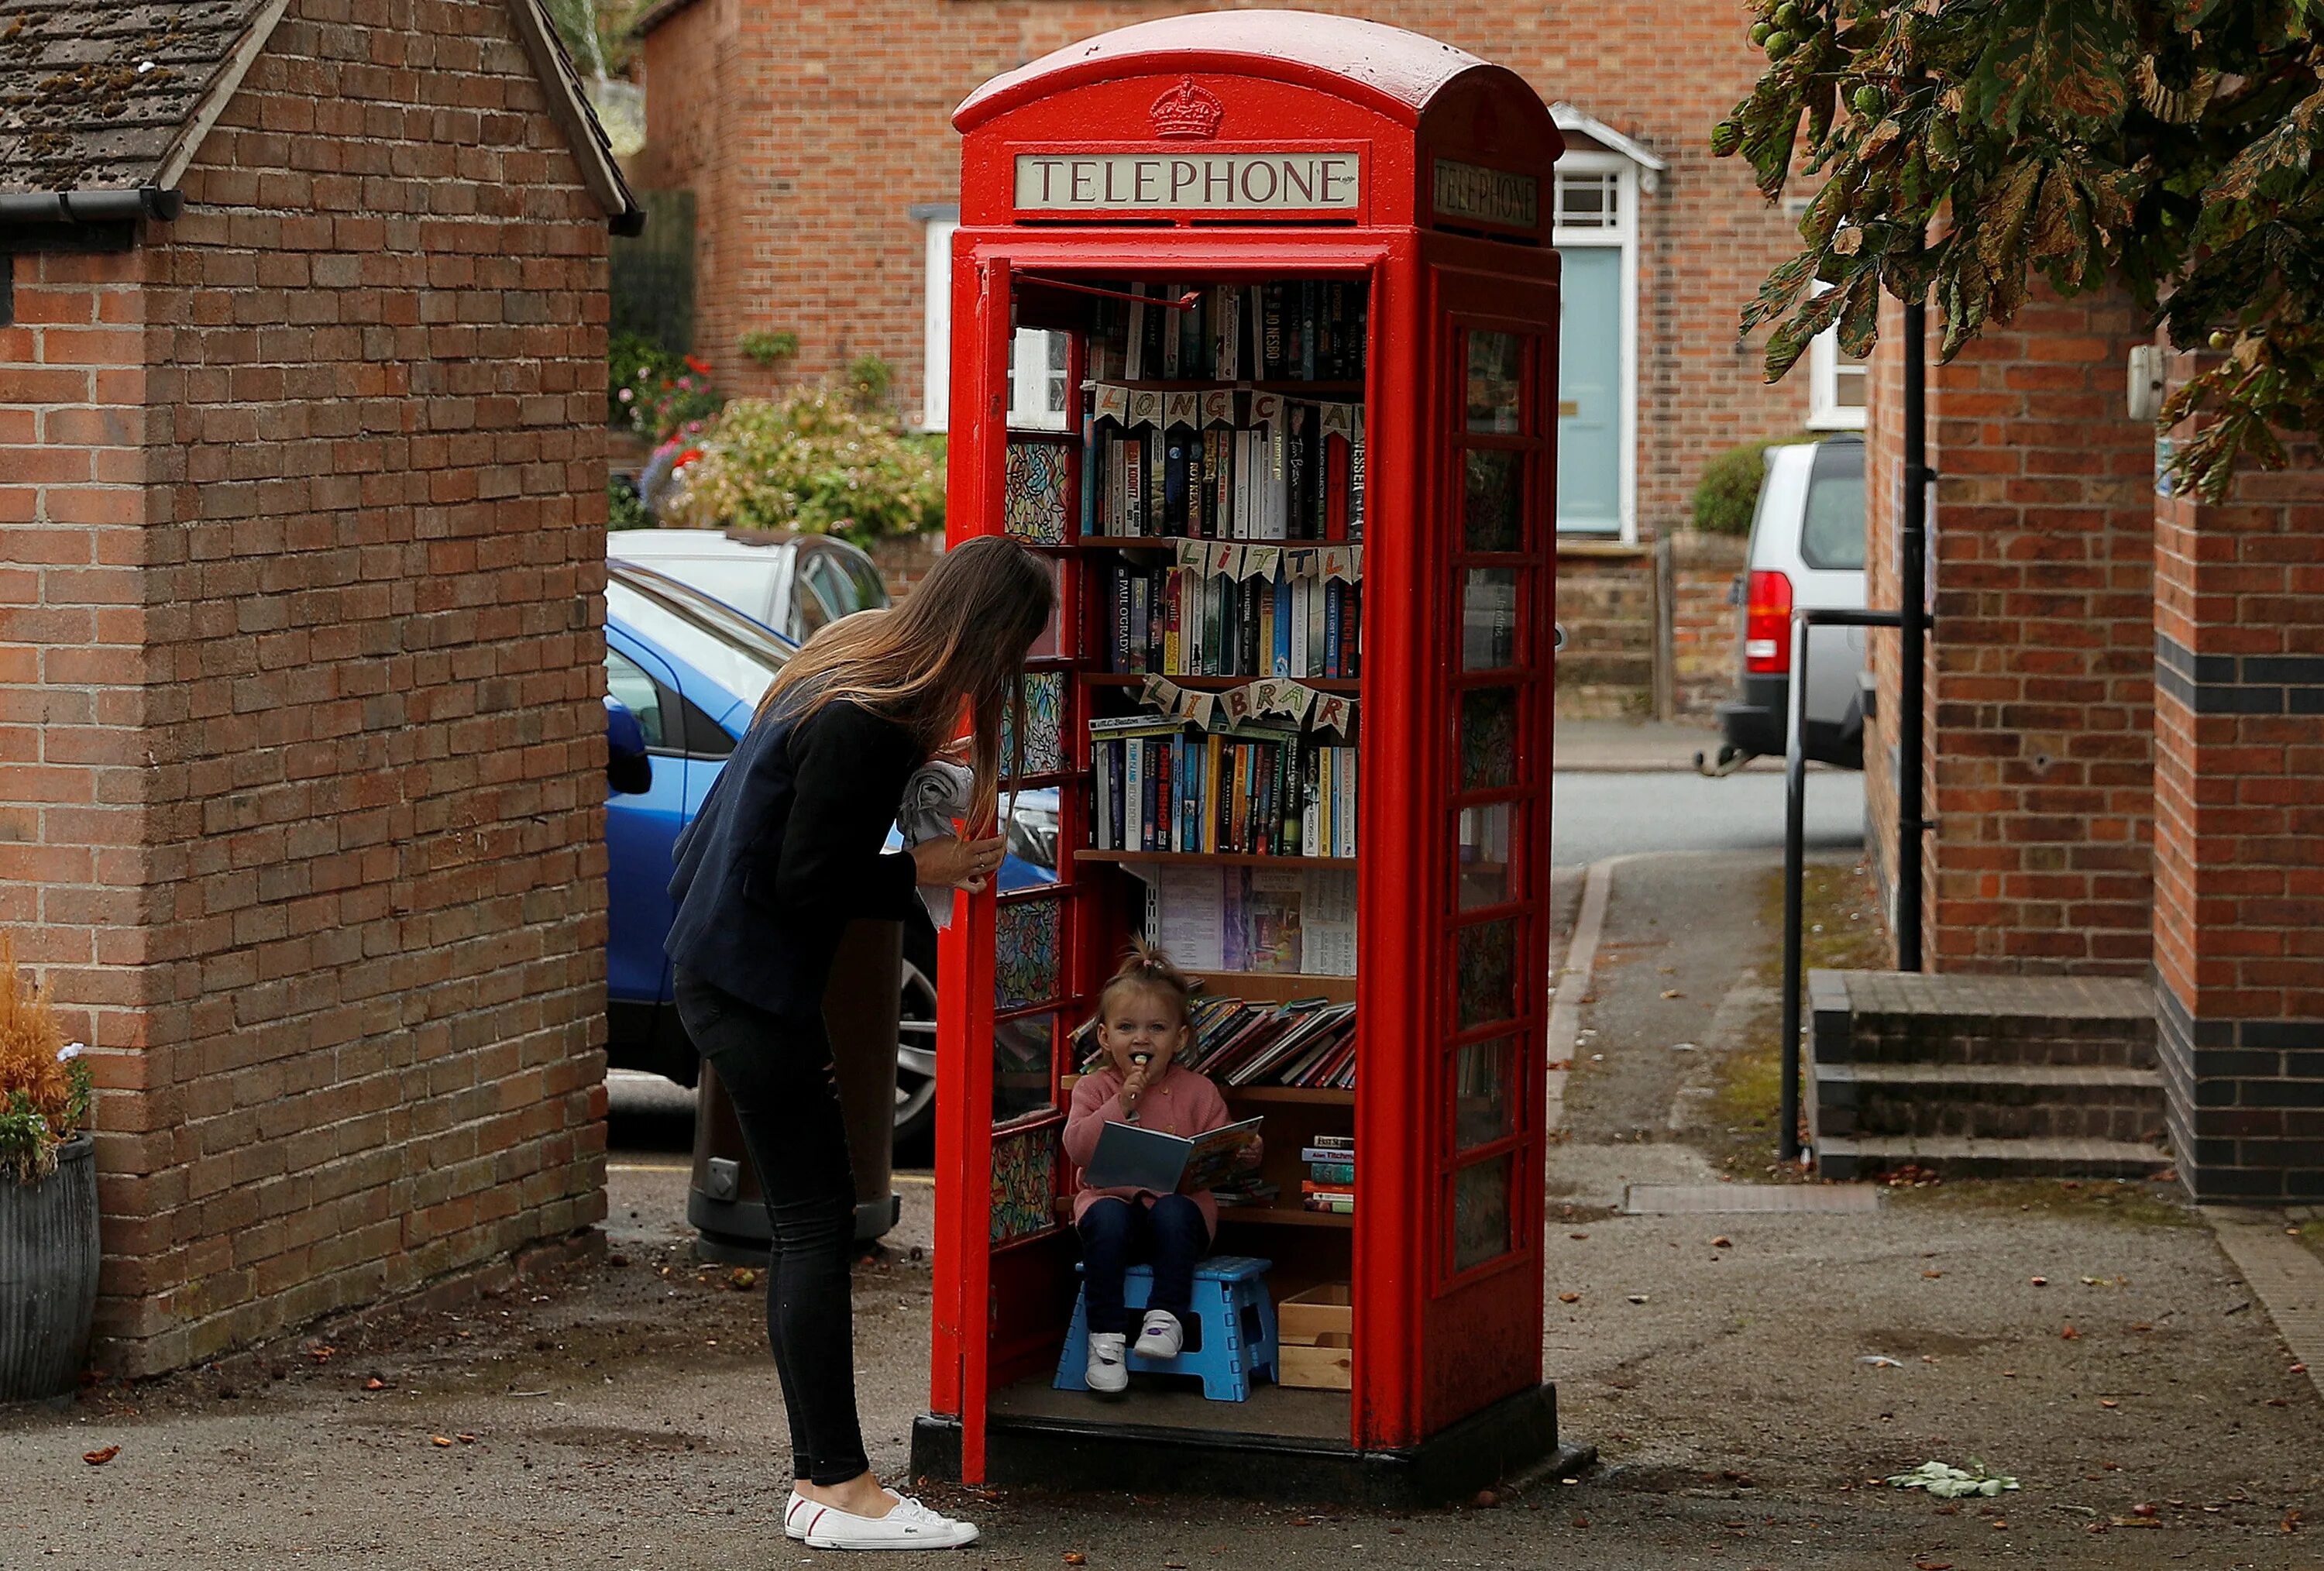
top-left (675, 387), bottom-right (946, 548)
top-left (1714, 0), bottom-right (2324, 497)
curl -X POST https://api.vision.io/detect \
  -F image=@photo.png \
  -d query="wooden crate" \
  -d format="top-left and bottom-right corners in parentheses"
top-left (1276, 1283), bottom-right (1354, 1389)
top-left (1277, 1334), bottom-right (1352, 1390)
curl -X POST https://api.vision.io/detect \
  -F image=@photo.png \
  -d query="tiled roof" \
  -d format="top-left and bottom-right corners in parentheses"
top-left (0, 0), bottom-right (640, 230)
top-left (0, 0), bottom-right (281, 194)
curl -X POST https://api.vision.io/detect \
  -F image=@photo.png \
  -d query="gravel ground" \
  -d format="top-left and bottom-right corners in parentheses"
top-left (2, 847), bottom-right (2317, 1569)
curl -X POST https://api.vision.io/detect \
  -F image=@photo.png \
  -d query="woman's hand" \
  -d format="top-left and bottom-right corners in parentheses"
top-left (910, 832), bottom-right (1006, 891)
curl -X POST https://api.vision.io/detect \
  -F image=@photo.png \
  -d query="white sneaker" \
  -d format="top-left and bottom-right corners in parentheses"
top-left (1133, 1310), bottom-right (1184, 1360)
top-left (1086, 1330), bottom-right (1129, 1392)
top-left (786, 1489), bottom-right (813, 1540)
top-left (798, 1491), bottom-right (979, 1551)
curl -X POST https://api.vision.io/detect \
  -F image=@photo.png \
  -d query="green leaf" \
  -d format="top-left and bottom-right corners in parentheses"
top-left (1742, 252), bottom-right (1820, 335)
top-left (1838, 270), bottom-right (1883, 358)
top-left (2029, 0), bottom-right (2130, 123)
top-left (1973, 158), bottom-right (2047, 279)
top-left (1764, 279), bottom-right (1854, 382)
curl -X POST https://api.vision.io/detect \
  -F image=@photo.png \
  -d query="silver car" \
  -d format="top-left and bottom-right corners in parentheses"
top-left (1714, 435), bottom-right (1868, 769)
top-left (607, 528), bottom-right (892, 644)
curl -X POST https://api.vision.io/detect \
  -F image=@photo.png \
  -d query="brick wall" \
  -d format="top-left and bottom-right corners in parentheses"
top-left (1554, 544), bottom-right (1655, 717)
top-left (1862, 285), bottom-right (2157, 975)
top-left (1, 0), bottom-right (614, 1373)
top-left (2150, 366), bottom-right (2324, 1201)
top-left (1669, 530), bottom-right (1746, 718)
top-left (639, 0), bottom-right (1822, 545)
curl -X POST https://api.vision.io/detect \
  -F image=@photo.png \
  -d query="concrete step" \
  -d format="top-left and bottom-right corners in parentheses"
top-left (1810, 970), bottom-right (2156, 1070)
top-left (1812, 1062), bottom-right (2166, 1144)
top-left (1814, 1135), bottom-right (2173, 1183)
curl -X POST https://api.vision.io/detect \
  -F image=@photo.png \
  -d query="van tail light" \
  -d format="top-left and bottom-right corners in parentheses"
top-left (1744, 569), bottom-right (1794, 675)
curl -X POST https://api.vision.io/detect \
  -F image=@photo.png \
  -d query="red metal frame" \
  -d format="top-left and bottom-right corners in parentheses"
top-left (933, 15), bottom-right (1564, 1479)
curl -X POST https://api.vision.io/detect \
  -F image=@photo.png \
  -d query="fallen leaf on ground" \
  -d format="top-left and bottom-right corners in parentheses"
top-left (82, 1446), bottom-right (119, 1466)
top-left (430, 1435), bottom-right (454, 1447)
top-left (1558, 1291), bottom-right (1580, 1304)
top-left (1627, 1294), bottom-right (1648, 1305)
top-left (2100, 1399), bottom-right (2119, 1408)
top-left (1570, 1516), bottom-right (1590, 1528)
top-left (1711, 1236), bottom-right (1732, 1248)
top-left (1660, 988), bottom-right (1684, 999)
top-left (1922, 1269), bottom-right (1944, 1279)
top-left (456, 1433), bottom-right (476, 1444)
top-left (1569, 1232), bottom-right (1590, 1240)
top-left (1063, 1555), bottom-right (1086, 1566)
top-left (364, 1377), bottom-right (387, 1391)
top-left (729, 1267), bottom-right (759, 1291)
top-left (2061, 1323), bottom-right (2082, 1340)
top-left (2130, 1503), bottom-right (2157, 1518)
top-left (1914, 1561), bottom-right (1952, 1569)
top-left (2030, 1277), bottom-right (2048, 1287)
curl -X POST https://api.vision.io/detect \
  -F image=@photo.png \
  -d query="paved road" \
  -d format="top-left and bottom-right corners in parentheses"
top-left (1550, 767), bottom-right (1865, 868)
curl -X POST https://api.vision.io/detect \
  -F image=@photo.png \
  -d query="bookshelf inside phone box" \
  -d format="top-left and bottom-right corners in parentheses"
top-left (917, 11), bottom-right (1582, 1505)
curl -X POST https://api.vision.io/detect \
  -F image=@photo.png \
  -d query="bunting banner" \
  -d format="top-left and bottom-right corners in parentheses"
top-left (1089, 379), bottom-right (1360, 436)
top-left (1138, 674), bottom-right (1356, 736)
top-left (1169, 538), bottom-right (1362, 583)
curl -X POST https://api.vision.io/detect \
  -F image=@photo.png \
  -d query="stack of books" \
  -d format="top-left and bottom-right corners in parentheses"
top-left (1105, 559), bottom-right (1361, 680)
top-left (1090, 715), bottom-right (1356, 860)
top-left (1302, 1135), bottom-right (1355, 1215)
top-left (1177, 995), bottom-right (1357, 1089)
top-left (1086, 280), bottom-right (1368, 385)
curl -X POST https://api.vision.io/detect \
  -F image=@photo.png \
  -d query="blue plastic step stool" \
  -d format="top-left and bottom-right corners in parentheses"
top-left (1054, 1254), bottom-right (1278, 1401)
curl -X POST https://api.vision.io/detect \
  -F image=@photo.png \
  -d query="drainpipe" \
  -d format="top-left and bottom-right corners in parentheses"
top-left (0, 187), bottom-right (184, 225)
top-left (1896, 298), bottom-right (1928, 972)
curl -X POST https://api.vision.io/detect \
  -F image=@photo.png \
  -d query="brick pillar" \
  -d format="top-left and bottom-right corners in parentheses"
top-left (1864, 284), bottom-right (2157, 973)
top-left (2152, 366), bottom-right (2324, 1201)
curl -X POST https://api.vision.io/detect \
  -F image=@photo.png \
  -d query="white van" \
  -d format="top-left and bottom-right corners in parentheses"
top-left (1712, 435), bottom-right (1868, 770)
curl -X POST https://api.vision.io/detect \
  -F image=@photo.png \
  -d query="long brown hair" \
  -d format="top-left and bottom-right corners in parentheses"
top-left (756, 535), bottom-right (1054, 829)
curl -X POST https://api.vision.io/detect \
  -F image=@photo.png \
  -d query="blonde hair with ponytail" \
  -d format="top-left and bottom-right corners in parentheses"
top-left (1093, 939), bottom-right (1195, 1030)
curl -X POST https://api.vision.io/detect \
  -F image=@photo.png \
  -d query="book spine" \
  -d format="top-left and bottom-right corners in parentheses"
top-left (1299, 280), bottom-right (1317, 380)
top-left (1164, 424), bottom-right (1189, 534)
top-left (1146, 425), bottom-right (1164, 538)
top-left (1205, 734), bottom-right (1224, 854)
top-left (1161, 280), bottom-right (1181, 379)
top-left (1273, 574), bottom-right (1292, 677)
top-left (1153, 737), bottom-right (1172, 854)
top-left (1349, 414), bottom-right (1365, 541)
top-left (1302, 1196), bottom-right (1356, 1215)
top-left (1347, 583), bottom-right (1361, 676)
top-left (1323, 579), bottom-right (1342, 679)
top-left (1124, 432), bottom-right (1144, 537)
top-left (1163, 568), bottom-right (1181, 676)
top-left (1301, 744), bottom-right (1320, 858)
top-left (1126, 284), bottom-right (1146, 381)
top-left (1124, 737), bottom-right (1144, 852)
top-left (1262, 284), bottom-right (1282, 380)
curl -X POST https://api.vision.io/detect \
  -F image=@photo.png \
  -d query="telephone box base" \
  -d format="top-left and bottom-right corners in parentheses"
top-left (909, 1384), bottom-right (1592, 1509)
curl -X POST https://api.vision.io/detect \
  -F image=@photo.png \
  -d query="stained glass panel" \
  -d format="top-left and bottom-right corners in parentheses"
top-left (1457, 802), bottom-right (1513, 911)
top-left (1459, 686), bottom-right (1518, 791)
top-left (1456, 916), bottom-right (1517, 1030)
top-left (1002, 670), bottom-right (1064, 779)
top-left (995, 896), bottom-right (1062, 1011)
top-left (989, 1124), bottom-right (1057, 1243)
top-left (1004, 440), bottom-right (1070, 545)
top-left (1463, 449), bottom-right (1523, 552)
top-left (1452, 1155), bottom-right (1513, 1273)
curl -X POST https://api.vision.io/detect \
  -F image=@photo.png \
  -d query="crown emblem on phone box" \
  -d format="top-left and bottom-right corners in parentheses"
top-left (1150, 76), bottom-right (1225, 140)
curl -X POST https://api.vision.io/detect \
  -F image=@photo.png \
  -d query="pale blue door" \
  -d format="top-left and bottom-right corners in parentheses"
top-left (1557, 246), bottom-right (1622, 535)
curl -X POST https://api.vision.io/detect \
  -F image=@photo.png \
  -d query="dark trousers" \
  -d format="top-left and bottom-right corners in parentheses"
top-left (1077, 1194), bottom-right (1209, 1336)
top-left (673, 968), bottom-right (868, 1486)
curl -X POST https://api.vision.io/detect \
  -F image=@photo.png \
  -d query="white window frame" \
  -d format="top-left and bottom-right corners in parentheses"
top-left (1807, 281), bottom-right (1869, 431)
top-left (919, 213), bottom-right (958, 431)
top-left (1551, 151), bottom-right (1640, 542)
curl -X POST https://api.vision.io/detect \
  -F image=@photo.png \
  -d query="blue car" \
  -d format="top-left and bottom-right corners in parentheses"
top-left (603, 562), bottom-right (1056, 1148)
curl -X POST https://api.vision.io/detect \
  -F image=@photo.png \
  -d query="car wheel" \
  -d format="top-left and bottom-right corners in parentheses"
top-left (894, 924), bottom-right (939, 1156)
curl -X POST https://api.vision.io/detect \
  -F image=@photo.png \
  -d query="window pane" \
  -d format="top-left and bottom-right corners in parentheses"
top-left (1452, 1155), bottom-right (1513, 1272)
top-left (1459, 685), bottom-right (1518, 791)
top-left (604, 651), bottom-right (665, 748)
top-left (1465, 331), bottom-right (1523, 434)
top-left (607, 579), bottom-right (782, 708)
top-left (1458, 802), bottom-right (1513, 910)
top-left (995, 895), bottom-right (1062, 1010)
top-left (1463, 449), bottom-right (1525, 552)
top-left (993, 1012), bottom-right (1057, 1126)
top-left (1456, 916), bottom-right (1518, 1030)
top-left (1027, 556), bottom-right (1067, 658)
top-left (1453, 1037), bottom-right (1514, 1149)
top-left (1461, 568), bottom-right (1518, 671)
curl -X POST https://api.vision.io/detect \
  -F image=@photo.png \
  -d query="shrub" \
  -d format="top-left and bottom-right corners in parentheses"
top-left (677, 386), bottom-right (944, 548)
top-left (1691, 435), bottom-right (1811, 536)
top-left (0, 938), bottom-right (93, 1185)
top-left (738, 330), bottom-right (800, 368)
top-left (609, 331), bottom-right (725, 441)
top-left (608, 473), bottom-right (651, 531)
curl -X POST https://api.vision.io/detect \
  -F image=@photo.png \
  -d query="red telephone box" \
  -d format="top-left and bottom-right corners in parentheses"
top-left (913, 12), bottom-right (1582, 1504)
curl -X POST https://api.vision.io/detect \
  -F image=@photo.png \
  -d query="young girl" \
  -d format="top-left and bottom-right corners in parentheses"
top-left (1061, 946), bottom-right (1259, 1393)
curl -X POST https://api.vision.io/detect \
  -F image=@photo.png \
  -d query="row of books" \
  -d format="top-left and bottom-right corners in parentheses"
top-left (1091, 719), bottom-right (1357, 860)
top-left (1088, 280), bottom-right (1368, 386)
top-left (1085, 394), bottom-right (1363, 541)
top-left (1303, 1133), bottom-right (1355, 1215)
top-left (1108, 563), bottom-right (1363, 682)
top-left (1178, 995), bottom-right (1358, 1091)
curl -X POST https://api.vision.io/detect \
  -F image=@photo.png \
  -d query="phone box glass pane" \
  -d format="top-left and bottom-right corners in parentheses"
top-left (1455, 916), bottom-right (1518, 1030)
top-left (990, 1122), bottom-right (1057, 1243)
top-left (1457, 802), bottom-right (1513, 910)
top-left (992, 1013), bottom-right (1057, 1126)
top-left (995, 896), bottom-right (1062, 1010)
top-left (1461, 567), bottom-right (1518, 671)
top-left (1002, 671), bottom-right (1065, 778)
top-left (1459, 686), bottom-right (1518, 791)
top-left (1466, 331), bottom-right (1523, 434)
top-left (1003, 440), bottom-right (1070, 545)
top-left (1452, 1154), bottom-right (1513, 1272)
top-left (1453, 1036), bottom-right (1514, 1149)
top-left (1463, 449), bottom-right (1524, 552)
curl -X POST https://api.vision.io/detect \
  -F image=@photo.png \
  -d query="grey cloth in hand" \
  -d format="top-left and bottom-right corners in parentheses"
top-left (898, 759), bottom-right (974, 928)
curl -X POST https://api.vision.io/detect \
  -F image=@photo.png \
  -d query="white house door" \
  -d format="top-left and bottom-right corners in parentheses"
top-left (1555, 245), bottom-right (1621, 535)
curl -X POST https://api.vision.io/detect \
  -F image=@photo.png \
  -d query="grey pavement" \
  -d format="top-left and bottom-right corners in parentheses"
top-left (1553, 718), bottom-right (1785, 774)
top-left (1550, 768), bottom-right (1865, 868)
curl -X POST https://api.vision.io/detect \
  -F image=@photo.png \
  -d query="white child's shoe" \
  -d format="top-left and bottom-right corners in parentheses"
top-left (1133, 1309), bottom-right (1184, 1360)
top-left (1085, 1330), bottom-right (1129, 1391)
top-left (797, 1490), bottom-right (980, 1551)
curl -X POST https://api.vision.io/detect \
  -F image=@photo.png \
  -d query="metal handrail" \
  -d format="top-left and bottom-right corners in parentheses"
top-left (1780, 605), bottom-right (1903, 1164)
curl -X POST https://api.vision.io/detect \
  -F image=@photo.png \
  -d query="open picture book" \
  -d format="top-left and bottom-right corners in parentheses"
top-left (1082, 1116), bottom-right (1264, 1195)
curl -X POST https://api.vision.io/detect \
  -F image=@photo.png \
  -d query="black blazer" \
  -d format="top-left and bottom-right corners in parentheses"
top-left (667, 696), bottom-right (925, 1020)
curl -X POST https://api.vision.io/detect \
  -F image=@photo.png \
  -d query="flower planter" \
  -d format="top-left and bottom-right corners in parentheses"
top-left (0, 1133), bottom-right (99, 1403)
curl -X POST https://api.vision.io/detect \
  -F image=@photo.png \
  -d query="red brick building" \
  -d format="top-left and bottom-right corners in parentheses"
top-left (2, 0), bottom-right (641, 1372)
top-left (631, 0), bottom-right (1850, 713)
top-left (1858, 290), bottom-right (2323, 1201)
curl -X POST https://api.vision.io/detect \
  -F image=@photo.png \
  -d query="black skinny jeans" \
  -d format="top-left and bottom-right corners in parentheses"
top-left (673, 967), bottom-right (868, 1486)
